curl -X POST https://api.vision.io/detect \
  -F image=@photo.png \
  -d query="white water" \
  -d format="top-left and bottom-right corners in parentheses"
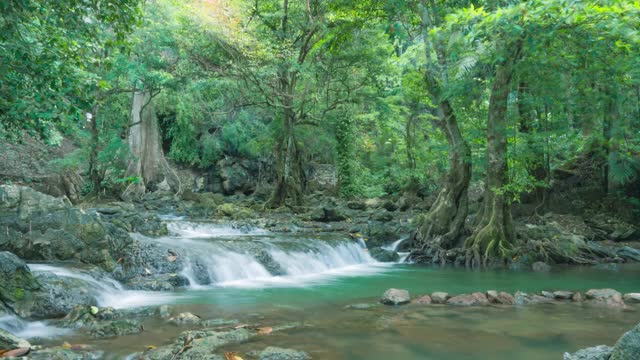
top-left (382, 237), bottom-right (411, 263)
top-left (150, 221), bottom-right (387, 288)
top-left (0, 315), bottom-right (71, 339)
top-left (28, 264), bottom-right (179, 309)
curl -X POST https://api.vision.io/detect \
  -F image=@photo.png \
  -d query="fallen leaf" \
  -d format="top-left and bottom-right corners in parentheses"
top-left (62, 342), bottom-right (72, 349)
top-left (90, 306), bottom-right (99, 315)
top-left (1, 347), bottom-right (30, 357)
top-left (0, 350), bottom-right (8, 356)
top-left (116, 257), bottom-right (124, 264)
top-left (145, 268), bottom-right (152, 275)
top-left (167, 255), bottom-right (177, 262)
top-left (145, 345), bottom-right (157, 351)
top-left (225, 352), bottom-right (243, 360)
top-left (233, 324), bottom-right (248, 329)
top-left (256, 326), bottom-right (272, 335)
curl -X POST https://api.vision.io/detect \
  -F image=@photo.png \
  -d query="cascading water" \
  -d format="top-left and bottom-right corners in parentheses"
top-left (141, 221), bottom-right (388, 288)
top-left (0, 315), bottom-right (71, 339)
top-left (28, 264), bottom-right (178, 309)
top-left (382, 237), bottom-right (411, 263)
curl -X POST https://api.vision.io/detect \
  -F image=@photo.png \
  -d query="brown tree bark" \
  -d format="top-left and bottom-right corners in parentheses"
top-left (465, 42), bottom-right (521, 267)
top-left (122, 90), bottom-right (179, 198)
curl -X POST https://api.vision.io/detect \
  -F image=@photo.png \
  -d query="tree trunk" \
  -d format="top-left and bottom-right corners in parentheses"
top-left (413, 100), bottom-right (471, 255)
top-left (123, 90), bottom-right (179, 198)
top-left (465, 47), bottom-right (519, 267)
top-left (87, 106), bottom-right (103, 194)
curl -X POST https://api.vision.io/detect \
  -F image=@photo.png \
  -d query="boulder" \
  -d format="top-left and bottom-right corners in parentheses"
top-left (0, 186), bottom-right (130, 270)
top-left (168, 312), bottom-right (201, 325)
top-left (126, 274), bottom-right (189, 291)
top-left (380, 288), bottom-right (411, 306)
top-left (446, 292), bottom-right (489, 306)
top-left (215, 203), bottom-right (254, 220)
top-left (368, 248), bottom-right (400, 263)
top-left (88, 319), bottom-right (142, 338)
top-left (563, 345), bottom-right (613, 360)
top-left (554, 291), bottom-right (575, 300)
top-left (514, 291), bottom-right (554, 305)
top-left (309, 207), bottom-right (347, 222)
top-left (610, 322), bottom-right (640, 359)
top-left (487, 291), bottom-right (515, 305)
top-left (623, 293), bottom-right (640, 304)
top-left (573, 292), bottom-right (584, 302)
top-left (532, 261), bottom-right (552, 272)
top-left (431, 292), bottom-right (450, 304)
top-left (259, 347), bottom-right (312, 360)
top-left (0, 251), bottom-right (40, 311)
top-left (617, 246), bottom-right (640, 262)
top-left (585, 289), bottom-right (625, 308)
top-left (0, 328), bottom-right (31, 350)
top-left (412, 295), bottom-right (432, 305)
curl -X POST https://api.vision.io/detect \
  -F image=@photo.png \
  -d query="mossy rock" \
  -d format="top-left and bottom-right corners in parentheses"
top-left (216, 203), bottom-right (254, 220)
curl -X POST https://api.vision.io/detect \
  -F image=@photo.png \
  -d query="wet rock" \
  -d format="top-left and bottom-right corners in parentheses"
top-left (617, 246), bottom-right (640, 262)
top-left (0, 328), bottom-right (31, 350)
top-left (259, 346), bottom-right (312, 360)
top-left (623, 293), bottom-right (640, 304)
top-left (446, 292), bottom-right (489, 306)
top-left (112, 241), bottom-right (186, 284)
top-left (25, 347), bottom-right (104, 360)
top-left (542, 291), bottom-right (554, 298)
top-left (200, 318), bottom-right (240, 327)
top-left (88, 319), bottom-right (142, 338)
top-left (514, 291), bottom-right (554, 305)
top-left (572, 292), bottom-right (584, 302)
top-left (168, 312), bottom-right (201, 325)
top-left (0, 251), bottom-right (40, 312)
top-left (532, 261), bottom-right (551, 272)
top-left (0, 185), bottom-right (129, 271)
top-left (17, 272), bottom-right (98, 319)
top-left (554, 291), bottom-right (575, 300)
top-left (216, 203), bottom-right (254, 220)
top-left (412, 295), bottom-right (432, 305)
top-left (380, 288), bottom-right (411, 305)
top-left (487, 291), bottom-right (515, 305)
top-left (250, 249), bottom-right (287, 276)
top-left (309, 207), bottom-right (347, 222)
top-left (563, 345), bottom-right (612, 360)
top-left (610, 322), bottom-right (640, 359)
top-left (585, 289), bottom-right (625, 308)
top-left (431, 292), bottom-right (450, 304)
top-left (132, 328), bottom-right (252, 360)
top-left (345, 303), bottom-right (378, 310)
top-left (126, 274), bottom-right (189, 291)
top-left (368, 248), bottom-right (399, 263)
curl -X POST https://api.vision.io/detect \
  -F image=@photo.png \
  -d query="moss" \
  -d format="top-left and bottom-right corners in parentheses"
top-left (14, 288), bottom-right (24, 300)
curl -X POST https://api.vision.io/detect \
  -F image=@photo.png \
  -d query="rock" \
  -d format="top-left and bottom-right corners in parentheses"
top-left (372, 211), bottom-right (393, 222)
top-left (250, 248), bottom-right (287, 276)
top-left (585, 289), bottom-right (625, 308)
top-left (446, 292), bottom-right (489, 306)
top-left (623, 293), bottom-right (640, 304)
top-left (126, 274), bottom-right (189, 291)
top-left (168, 312), bottom-right (201, 325)
top-left (617, 246), bottom-right (640, 262)
top-left (412, 295), bottom-right (432, 305)
top-left (309, 207), bottom-right (347, 222)
top-left (132, 328), bottom-right (252, 360)
top-left (514, 291), bottom-right (554, 305)
top-left (554, 291), bottom-right (575, 300)
top-left (611, 322), bottom-right (640, 359)
top-left (200, 318), bottom-right (240, 327)
top-left (0, 328), bottom-right (31, 350)
top-left (215, 203), bottom-right (254, 220)
top-left (259, 346), bottom-right (311, 360)
top-left (345, 303), bottom-right (377, 310)
top-left (0, 185), bottom-right (130, 271)
top-left (542, 291), bottom-right (554, 298)
top-left (25, 347), bottom-right (104, 360)
top-left (346, 201), bottom-right (366, 210)
top-left (572, 292), bottom-right (584, 302)
top-left (563, 345), bottom-right (613, 360)
top-left (368, 248), bottom-right (399, 262)
top-left (216, 158), bottom-right (259, 195)
top-left (382, 200), bottom-right (397, 212)
top-left (16, 272), bottom-right (98, 319)
top-left (532, 261), bottom-right (552, 272)
top-left (486, 291), bottom-right (515, 305)
top-left (88, 319), bottom-right (142, 338)
top-left (380, 288), bottom-right (411, 305)
top-left (0, 251), bottom-right (40, 311)
top-left (431, 292), bottom-right (450, 304)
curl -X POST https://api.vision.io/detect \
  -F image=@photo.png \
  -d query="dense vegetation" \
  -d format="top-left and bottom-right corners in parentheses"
top-left (1, 0), bottom-right (639, 264)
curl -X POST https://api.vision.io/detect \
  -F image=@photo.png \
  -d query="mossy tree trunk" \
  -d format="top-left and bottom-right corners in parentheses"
top-left (123, 90), bottom-right (180, 198)
top-left (465, 42), bottom-right (521, 267)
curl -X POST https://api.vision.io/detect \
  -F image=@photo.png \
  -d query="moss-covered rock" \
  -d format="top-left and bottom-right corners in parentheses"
top-left (0, 251), bottom-right (40, 311)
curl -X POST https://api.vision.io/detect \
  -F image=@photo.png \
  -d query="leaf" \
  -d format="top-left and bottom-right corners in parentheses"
top-left (145, 345), bottom-right (157, 351)
top-left (225, 352), bottom-right (243, 360)
top-left (62, 342), bottom-right (72, 349)
top-left (90, 306), bottom-right (99, 315)
top-left (256, 326), bottom-right (273, 335)
top-left (167, 255), bottom-right (177, 262)
top-left (1, 347), bottom-right (30, 357)
top-left (145, 268), bottom-right (152, 275)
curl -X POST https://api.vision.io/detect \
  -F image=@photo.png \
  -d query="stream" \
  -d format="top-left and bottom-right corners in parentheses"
top-left (3, 220), bottom-right (640, 359)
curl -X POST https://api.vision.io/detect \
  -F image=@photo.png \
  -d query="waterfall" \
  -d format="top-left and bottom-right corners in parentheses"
top-left (148, 221), bottom-right (387, 288)
top-left (28, 264), bottom-right (178, 309)
top-left (382, 237), bottom-right (411, 263)
top-left (0, 314), bottom-right (71, 339)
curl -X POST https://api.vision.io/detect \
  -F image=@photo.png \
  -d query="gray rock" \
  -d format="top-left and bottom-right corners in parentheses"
top-left (431, 292), bottom-right (450, 304)
top-left (585, 289), bottom-right (625, 308)
top-left (487, 291), bottom-right (515, 305)
top-left (126, 274), bottom-right (189, 291)
top-left (368, 248), bottom-right (400, 262)
top-left (542, 291), bottom-right (554, 298)
top-left (168, 312), bottom-right (201, 325)
top-left (0, 251), bottom-right (40, 312)
top-left (563, 345), bottom-right (613, 360)
top-left (259, 346), bottom-right (312, 360)
top-left (345, 303), bottom-right (377, 310)
top-left (623, 293), bottom-right (640, 304)
top-left (380, 288), bottom-right (411, 305)
top-left (514, 291), bottom-right (554, 305)
top-left (0, 328), bottom-right (31, 350)
top-left (446, 292), bottom-right (489, 306)
top-left (25, 347), bottom-right (104, 360)
top-left (532, 261), bottom-right (551, 272)
top-left (87, 319), bottom-right (142, 338)
top-left (611, 322), bottom-right (640, 359)
top-left (412, 295), bottom-right (432, 305)
top-left (554, 291), bottom-right (575, 300)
